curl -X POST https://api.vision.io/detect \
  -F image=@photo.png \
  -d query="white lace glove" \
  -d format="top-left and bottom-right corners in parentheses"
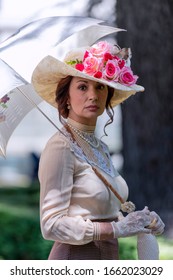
top-left (137, 211), bottom-right (164, 259)
top-left (111, 207), bottom-right (152, 238)
top-left (148, 211), bottom-right (165, 235)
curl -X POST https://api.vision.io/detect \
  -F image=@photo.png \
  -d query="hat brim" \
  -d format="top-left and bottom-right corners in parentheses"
top-left (32, 55), bottom-right (144, 108)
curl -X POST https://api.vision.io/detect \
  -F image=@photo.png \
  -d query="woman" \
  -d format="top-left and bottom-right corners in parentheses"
top-left (32, 40), bottom-right (165, 260)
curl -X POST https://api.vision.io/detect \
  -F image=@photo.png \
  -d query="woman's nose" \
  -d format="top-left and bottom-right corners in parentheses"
top-left (89, 95), bottom-right (98, 101)
top-left (88, 88), bottom-right (98, 101)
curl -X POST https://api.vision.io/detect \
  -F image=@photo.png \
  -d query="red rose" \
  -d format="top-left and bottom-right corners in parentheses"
top-left (112, 55), bottom-right (119, 60)
top-left (75, 63), bottom-right (84, 71)
top-left (94, 71), bottom-right (102, 78)
top-left (104, 52), bottom-right (113, 61)
top-left (118, 59), bottom-right (125, 69)
top-left (83, 50), bottom-right (90, 61)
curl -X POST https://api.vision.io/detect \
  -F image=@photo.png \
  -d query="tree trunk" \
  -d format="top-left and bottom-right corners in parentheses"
top-left (116, 0), bottom-right (173, 236)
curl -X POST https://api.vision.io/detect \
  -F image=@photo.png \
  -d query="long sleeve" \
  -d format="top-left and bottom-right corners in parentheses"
top-left (39, 133), bottom-right (94, 245)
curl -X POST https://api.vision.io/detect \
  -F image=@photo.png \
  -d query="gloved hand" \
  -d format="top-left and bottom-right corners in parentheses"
top-left (148, 211), bottom-right (165, 235)
top-left (111, 207), bottom-right (152, 238)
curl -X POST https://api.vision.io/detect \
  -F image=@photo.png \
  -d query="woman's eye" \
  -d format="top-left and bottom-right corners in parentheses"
top-left (97, 84), bottom-right (105, 90)
top-left (78, 84), bottom-right (87, 91)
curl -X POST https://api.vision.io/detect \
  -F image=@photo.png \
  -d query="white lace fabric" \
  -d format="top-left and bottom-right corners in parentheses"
top-left (111, 209), bottom-right (152, 238)
top-left (63, 118), bottom-right (118, 177)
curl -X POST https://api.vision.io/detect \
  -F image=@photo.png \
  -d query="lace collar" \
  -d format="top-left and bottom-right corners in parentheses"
top-left (62, 119), bottom-right (119, 178)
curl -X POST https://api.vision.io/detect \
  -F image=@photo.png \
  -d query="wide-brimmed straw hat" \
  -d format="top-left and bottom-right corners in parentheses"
top-left (32, 40), bottom-right (144, 108)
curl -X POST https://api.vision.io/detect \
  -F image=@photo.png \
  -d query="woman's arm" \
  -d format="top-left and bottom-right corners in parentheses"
top-left (39, 134), bottom-right (94, 245)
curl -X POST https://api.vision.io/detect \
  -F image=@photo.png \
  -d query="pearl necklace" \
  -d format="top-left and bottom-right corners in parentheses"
top-left (67, 123), bottom-right (100, 148)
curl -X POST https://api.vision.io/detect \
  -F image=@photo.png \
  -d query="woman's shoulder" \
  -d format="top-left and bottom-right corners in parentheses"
top-left (43, 131), bottom-right (71, 152)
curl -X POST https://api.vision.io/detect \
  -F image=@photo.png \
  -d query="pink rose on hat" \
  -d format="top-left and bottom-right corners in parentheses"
top-left (104, 60), bottom-right (120, 80)
top-left (83, 56), bottom-right (100, 75)
top-left (68, 40), bottom-right (140, 88)
top-left (90, 41), bottom-right (111, 58)
top-left (32, 38), bottom-right (145, 109)
top-left (119, 66), bottom-right (138, 86)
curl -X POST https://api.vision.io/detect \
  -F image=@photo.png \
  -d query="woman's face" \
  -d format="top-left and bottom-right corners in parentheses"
top-left (68, 77), bottom-right (108, 125)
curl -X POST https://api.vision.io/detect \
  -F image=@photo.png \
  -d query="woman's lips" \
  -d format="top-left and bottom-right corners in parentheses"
top-left (85, 105), bottom-right (99, 111)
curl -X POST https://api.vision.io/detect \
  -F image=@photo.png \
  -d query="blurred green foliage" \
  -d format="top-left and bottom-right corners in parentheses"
top-left (0, 184), bottom-right (53, 260)
top-left (0, 185), bottom-right (172, 260)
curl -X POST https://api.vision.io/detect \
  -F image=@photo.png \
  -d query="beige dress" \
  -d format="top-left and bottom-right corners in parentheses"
top-left (38, 119), bottom-right (129, 259)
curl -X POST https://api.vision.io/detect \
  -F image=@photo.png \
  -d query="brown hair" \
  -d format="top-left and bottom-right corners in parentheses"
top-left (55, 75), bottom-right (73, 119)
top-left (55, 75), bottom-right (114, 134)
